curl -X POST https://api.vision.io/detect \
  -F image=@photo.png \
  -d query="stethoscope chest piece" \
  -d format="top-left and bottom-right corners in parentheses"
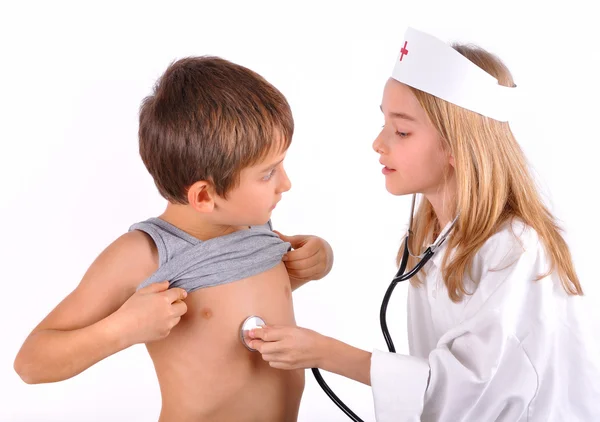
top-left (240, 315), bottom-right (266, 351)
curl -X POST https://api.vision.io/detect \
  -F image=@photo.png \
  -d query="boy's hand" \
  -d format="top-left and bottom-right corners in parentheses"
top-left (274, 231), bottom-right (334, 289)
top-left (248, 325), bottom-right (327, 370)
top-left (112, 281), bottom-right (188, 346)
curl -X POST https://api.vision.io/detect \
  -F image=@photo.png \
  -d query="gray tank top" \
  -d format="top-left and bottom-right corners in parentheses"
top-left (129, 218), bottom-right (290, 293)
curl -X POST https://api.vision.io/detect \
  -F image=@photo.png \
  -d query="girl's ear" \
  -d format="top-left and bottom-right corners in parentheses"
top-left (439, 136), bottom-right (455, 168)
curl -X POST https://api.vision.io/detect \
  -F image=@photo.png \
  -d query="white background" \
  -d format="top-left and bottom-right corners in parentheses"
top-left (1, 1), bottom-right (598, 421)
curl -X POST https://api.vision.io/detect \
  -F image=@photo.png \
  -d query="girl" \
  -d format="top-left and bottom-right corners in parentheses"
top-left (248, 28), bottom-right (600, 421)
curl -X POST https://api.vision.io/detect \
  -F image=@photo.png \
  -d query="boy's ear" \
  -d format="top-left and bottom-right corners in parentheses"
top-left (187, 180), bottom-right (216, 213)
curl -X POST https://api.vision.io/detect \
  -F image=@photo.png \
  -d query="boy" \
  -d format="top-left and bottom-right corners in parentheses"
top-left (14, 56), bottom-right (333, 422)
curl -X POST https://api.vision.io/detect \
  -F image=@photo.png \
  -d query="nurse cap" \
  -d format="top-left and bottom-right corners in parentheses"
top-left (391, 27), bottom-right (517, 122)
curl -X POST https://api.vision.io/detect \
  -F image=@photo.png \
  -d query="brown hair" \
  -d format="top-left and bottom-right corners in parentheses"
top-left (399, 44), bottom-right (582, 301)
top-left (139, 56), bottom-right (293, 203)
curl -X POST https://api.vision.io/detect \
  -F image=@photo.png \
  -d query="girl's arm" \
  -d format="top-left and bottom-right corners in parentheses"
top-left (249, 326), bottom-right (371, 385)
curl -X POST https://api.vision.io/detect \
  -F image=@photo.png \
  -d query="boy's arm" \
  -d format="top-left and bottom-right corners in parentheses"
top-left (274, 231), bottom-right (334, 291)
top-left (13, 231), bottom-right (187, 384)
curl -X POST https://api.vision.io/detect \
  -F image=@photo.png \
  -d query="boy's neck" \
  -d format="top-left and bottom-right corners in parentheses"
top-left (159, 203), bottom-right (244, 242)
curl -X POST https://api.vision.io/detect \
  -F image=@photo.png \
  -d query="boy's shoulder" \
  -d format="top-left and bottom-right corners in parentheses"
top-left (102, 229), bottom-right (160, 279)
top-left (71, 229), bottom-right (160, 297)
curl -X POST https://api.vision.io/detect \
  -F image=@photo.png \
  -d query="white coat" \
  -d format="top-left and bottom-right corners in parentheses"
top-left (370, 220), bottom-right (600, 421)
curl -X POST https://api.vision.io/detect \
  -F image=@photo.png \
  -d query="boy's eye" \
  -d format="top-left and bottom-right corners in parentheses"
top-left (262, 168), bottom-right (276, 181)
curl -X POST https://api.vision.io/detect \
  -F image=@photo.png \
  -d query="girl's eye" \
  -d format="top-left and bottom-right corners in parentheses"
top-left (381, 124), bottom-right (408, 138)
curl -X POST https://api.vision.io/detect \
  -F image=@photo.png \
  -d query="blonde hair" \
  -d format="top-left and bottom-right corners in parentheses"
top-left (398, 43), bottom-right (583, 302)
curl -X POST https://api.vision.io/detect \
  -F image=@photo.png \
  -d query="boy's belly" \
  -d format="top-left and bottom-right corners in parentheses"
top-left (146, 262), bottom-right (305, 422)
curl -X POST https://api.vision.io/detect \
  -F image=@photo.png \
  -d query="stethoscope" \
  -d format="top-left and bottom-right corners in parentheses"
top-left (240, 194), bottom-right (458, 422)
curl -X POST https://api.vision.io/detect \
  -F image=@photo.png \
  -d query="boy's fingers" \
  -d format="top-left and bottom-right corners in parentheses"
top-left (284, 246), bottom-right (318, 262)
top-left (287, 235), bottom-right (310, 250)
top-left (274, 231), bottom-right (309, 249)
top-left (172, 300), bottom-right (188, 316)
top-left (288, 263), bottom-right (321, 279)
top-left (140, 280), bottom-right (170, 293)
top-left (273, 230), bottom-right (294, 243)
top-left (283, 253), bottom-right (320, 269)
top-left (165, 287), bottom-right (188, 303)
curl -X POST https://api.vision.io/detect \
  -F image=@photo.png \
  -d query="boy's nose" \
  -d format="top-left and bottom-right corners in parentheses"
top-left (278, 167), bottom-right (292, 193)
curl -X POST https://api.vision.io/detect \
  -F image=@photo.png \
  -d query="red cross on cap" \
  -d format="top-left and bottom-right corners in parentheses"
top-left (399, 41), bottom-right (409, 61)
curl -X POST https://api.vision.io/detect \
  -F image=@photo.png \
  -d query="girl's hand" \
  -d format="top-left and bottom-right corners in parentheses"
top-left (248, 325), bottom-right (328, 370)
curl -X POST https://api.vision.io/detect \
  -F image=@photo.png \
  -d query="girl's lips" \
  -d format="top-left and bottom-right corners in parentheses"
top-left (382, 166), bottom-right (396, 175)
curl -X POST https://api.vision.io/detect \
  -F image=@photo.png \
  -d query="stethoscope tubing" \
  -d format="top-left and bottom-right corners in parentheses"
top-left (313, 195), bottom-right (457, 422)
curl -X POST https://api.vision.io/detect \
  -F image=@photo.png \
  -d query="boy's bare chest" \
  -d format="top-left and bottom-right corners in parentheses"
top-left (145, 263), bottom-right (303, 420)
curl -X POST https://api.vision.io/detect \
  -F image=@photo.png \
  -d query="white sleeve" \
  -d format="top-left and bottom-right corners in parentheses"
top-left (370, 233), bottom-right (541, 421)
top-left (371, 314), bottom-right (538, 421)
top-left (371, 349), bottom-right (429, 421)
